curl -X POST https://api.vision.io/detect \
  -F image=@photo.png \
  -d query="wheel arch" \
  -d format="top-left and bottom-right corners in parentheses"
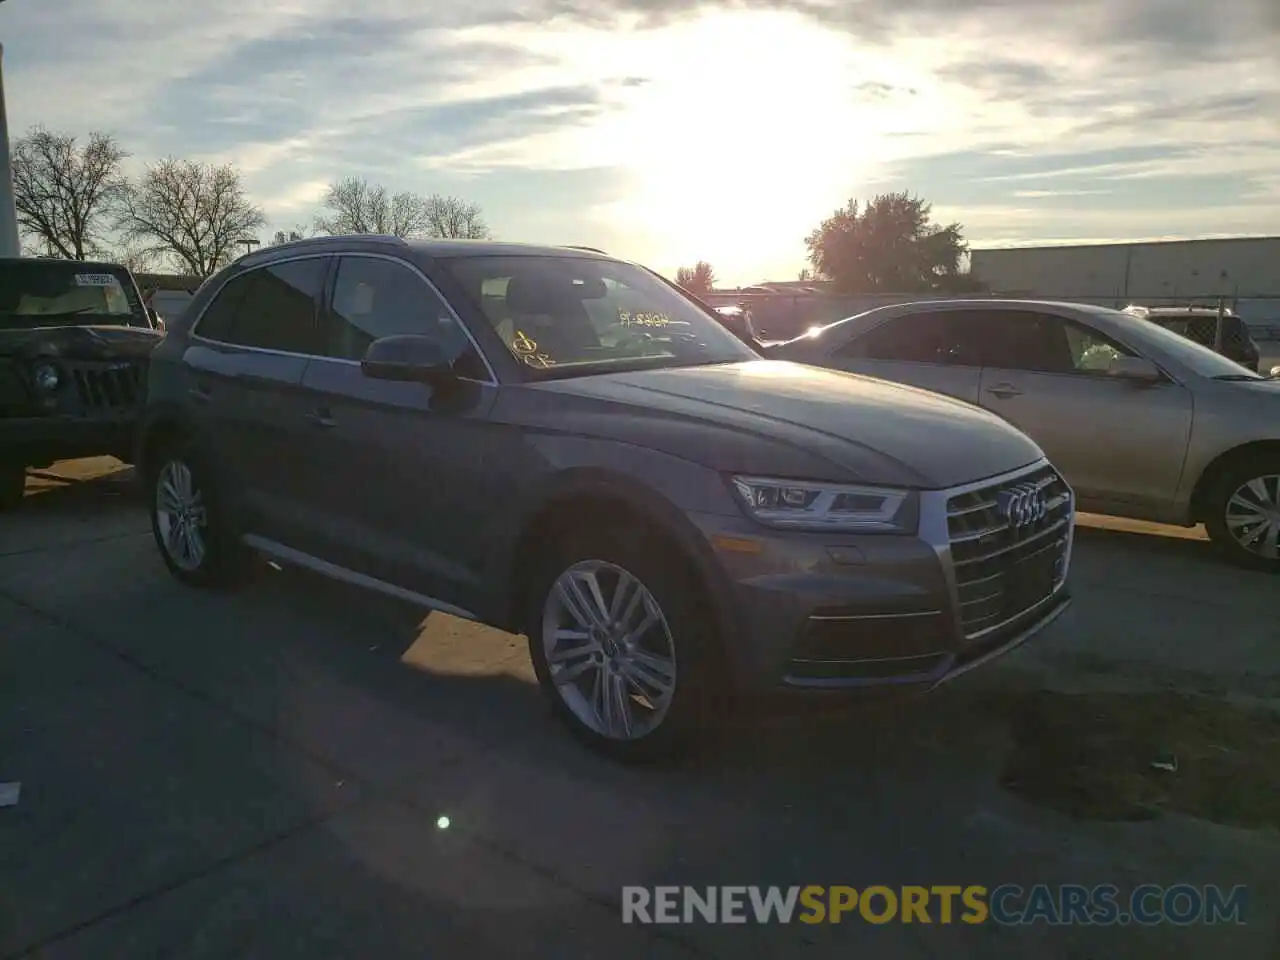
top-left (134, 405), bottom-right (193, 482)
top-left (1189, 440), bottom-right (1280, 523)
top-left (503, 469), bottom-right (740, 674)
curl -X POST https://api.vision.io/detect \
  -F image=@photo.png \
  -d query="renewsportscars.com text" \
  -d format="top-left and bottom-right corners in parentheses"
top-left (621, 884), bottom-right (1248, 926)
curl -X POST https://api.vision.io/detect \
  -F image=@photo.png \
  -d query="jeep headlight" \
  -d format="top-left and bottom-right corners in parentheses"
top-left (33, 363), bottom-right (60, 393)
top-left (730, 476), bottom-right (917, 533)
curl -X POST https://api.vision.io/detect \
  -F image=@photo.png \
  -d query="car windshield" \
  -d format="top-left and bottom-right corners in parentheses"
top-left (1092, 307), bottom-right (1265, 379)
top-left (441, 255), bottom-right (758, 380)
top-left (0, 262), bottom-right (147, 330)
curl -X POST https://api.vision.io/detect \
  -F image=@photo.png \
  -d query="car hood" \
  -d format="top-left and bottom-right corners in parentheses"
top-left (528, 360), bottom-right (1045, 488)
top-left (0, 324), bottom-right (161, 361)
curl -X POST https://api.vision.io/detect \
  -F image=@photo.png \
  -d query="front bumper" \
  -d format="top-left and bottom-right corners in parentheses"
top-left (691, 460), bottom-right (1075, 693)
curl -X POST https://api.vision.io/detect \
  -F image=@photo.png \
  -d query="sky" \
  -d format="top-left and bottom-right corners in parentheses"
top-left (1, 0), bottom-right (1278, 286)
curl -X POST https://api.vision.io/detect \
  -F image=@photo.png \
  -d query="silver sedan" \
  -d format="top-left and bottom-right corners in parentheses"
top-left (771, 299), bottom-right (1280, 570)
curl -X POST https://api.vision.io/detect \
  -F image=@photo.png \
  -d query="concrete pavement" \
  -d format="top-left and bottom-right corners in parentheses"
top-left (2, 462), bottom-right (1277, 958)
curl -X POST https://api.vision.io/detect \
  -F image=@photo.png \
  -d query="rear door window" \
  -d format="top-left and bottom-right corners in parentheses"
top-left (197, 259), bottom-right (327, 354)
top-left (837, 310), bottom-right (984, 366)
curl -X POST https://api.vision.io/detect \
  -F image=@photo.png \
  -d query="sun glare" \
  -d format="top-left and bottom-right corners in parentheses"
top-left (591, 11), bottom-right (885, 276)
top-left (454, 8), bottom-right (941, 281)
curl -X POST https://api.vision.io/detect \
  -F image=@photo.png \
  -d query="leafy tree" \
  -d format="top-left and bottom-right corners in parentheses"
top-left (115, 158), bottom-right (266, 277)
top-left (11, 127), bottom-right (128, 260)
top-left (675, 261), bottom-right (717, 297)
top-left (804, 192), bottom-right (974, 294)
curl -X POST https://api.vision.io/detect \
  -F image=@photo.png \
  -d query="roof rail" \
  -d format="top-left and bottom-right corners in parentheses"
top-left (564, 245), bottom-right (608, 254)
top-left (231, 233), bottom-right (409, 268)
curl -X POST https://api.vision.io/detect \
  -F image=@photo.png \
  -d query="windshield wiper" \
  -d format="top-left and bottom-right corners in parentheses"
top-left (1210, 374), bottom-right (1264, 381)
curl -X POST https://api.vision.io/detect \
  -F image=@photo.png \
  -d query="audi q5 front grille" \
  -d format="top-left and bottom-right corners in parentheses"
top-left (946, 464), bottom-right (1072, 639)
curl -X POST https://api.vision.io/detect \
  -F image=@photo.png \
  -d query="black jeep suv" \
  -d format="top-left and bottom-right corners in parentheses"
top-left (0, 258), bottom-right (162, 506)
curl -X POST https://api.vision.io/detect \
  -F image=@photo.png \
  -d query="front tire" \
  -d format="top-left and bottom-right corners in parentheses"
top-left (0, 464), bottom-right (25, 510)
top-left (148, 441), bottom-right (246, 588)
top-left (525, 524), bottom-right (726, 762)
top-left (1204, 459), bottom-right (1280, 572)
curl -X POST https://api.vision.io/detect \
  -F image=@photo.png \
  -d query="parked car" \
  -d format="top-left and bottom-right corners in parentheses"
top-left (770, 299), bottom-right (1280, 570)
top-left (137, 238), bottom-right (1075, 758)
top-left (0, 257), bottom-right (163, 508)
top-left (1123, 305), bottom-right (1261, 372)
top-left (711, 304), bottom-right (759, 345)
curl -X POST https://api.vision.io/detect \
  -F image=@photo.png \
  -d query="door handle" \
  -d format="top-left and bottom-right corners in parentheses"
top-left (985, 383), bottom-right (1022, 400)
top-left (188, 382), bottom-right (213, 404)
top-left (306, 408), bottom-right (337, 430)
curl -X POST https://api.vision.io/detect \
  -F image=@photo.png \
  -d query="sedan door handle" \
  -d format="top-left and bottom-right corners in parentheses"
top-left (306, 408), bottom-right (337, 430)
top-left (188, 382), bottom-right (213, 404)
top-left (985, 383), bottom-right (1022, 400)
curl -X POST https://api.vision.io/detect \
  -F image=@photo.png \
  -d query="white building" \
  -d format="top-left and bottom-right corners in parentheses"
top-left (970, 237), bottom-right (1280, 326)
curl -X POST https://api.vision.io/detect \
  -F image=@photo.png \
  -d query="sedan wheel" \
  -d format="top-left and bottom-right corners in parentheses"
top-left (541, 560), bottom-right (678, 742)
top-left (1223, 474), bottom-right (1280, 562)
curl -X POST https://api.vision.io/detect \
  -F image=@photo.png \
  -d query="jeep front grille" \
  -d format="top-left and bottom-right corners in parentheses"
top-left (946, 464), bottom-right (1072, 639)
top-left (68, 361), bottom-right (144, 413)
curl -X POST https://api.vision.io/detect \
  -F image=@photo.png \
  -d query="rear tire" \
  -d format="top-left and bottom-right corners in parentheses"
top-left (148, 440), bottom-right (247, 588)
top-left (525, 522), bottom-right (727, 762)
top-left (1204, 457), bottom-right (1280, 573)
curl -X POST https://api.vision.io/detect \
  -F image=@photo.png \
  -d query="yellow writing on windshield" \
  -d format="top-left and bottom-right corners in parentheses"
top-left (618, 311), bottom-right (671, 328)
top-left (511, 329), bottom-right (557, 368)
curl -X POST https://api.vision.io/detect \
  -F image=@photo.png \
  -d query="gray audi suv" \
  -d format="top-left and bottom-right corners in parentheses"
top-left (137, 236), bottom-right (1075, 759)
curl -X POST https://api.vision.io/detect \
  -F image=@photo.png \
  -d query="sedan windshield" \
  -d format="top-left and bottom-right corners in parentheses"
top-left (0, 262), bottom-right (146, 330)
top-left (441, 255), bottom-right (758, 379)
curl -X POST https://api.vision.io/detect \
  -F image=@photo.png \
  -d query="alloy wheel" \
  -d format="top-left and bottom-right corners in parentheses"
top-left (541, 559), bottom-right (678, 741)
top-left (155, 460), bottom-right (209, 572)
top-left (1224, 474), bottom-right (1280, 560)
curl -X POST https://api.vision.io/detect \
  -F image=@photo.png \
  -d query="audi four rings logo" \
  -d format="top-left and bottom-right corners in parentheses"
top-left (998, 483), bottom-right (1049, 530)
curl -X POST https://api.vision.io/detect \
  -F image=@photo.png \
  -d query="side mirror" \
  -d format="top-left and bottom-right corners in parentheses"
top-left (361, 335), bottom-right (454, 385)
top-left (1108, 356), bottom-right (1162, 383)
top-left (1269, 364), bottom-right (1280, 379)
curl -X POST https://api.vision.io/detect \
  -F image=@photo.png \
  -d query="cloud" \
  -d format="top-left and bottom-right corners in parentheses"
top-left (2, 0), bottom-right (1277, 282)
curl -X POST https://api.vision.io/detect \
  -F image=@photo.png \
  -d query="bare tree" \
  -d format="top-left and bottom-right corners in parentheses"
top-left (11, 127), bottom-right (129, 260)
top-left (114, 244), bottom-right (160, 275)
top-left (313, 177), bottom-right (491, 240)
top-left (314, 176), bottom-right (431, 238)
top-left (115, 159), bottom-right (266, 277)
top-left (424, 194), bottom-right (491, 239)
top-left (675, 261), bottom-right (717, 297)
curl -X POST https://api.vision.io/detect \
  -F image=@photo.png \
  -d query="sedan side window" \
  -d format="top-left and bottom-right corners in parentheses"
top-left (976, 310), bottom-right (1133, 375)
top-left (322, 256), bottom-right (487, 379)
top-left (1062, 319), bottom-right (1134, 374)
top-left (837, 312), bottom-right (974, 365)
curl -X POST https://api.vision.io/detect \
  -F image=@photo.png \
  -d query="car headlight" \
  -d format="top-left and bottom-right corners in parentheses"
top-left (730, 475), bottom-right (917, 533)
top-left (33, 363), bottom-right (60, 392)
